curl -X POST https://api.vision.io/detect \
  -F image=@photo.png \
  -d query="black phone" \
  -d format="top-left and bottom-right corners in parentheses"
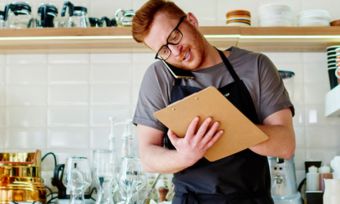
top-left (161, 60), bottom-right (195, 79)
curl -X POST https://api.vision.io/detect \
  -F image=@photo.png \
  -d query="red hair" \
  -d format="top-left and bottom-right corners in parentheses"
top-left (132, 0), bottom-right (186, 43)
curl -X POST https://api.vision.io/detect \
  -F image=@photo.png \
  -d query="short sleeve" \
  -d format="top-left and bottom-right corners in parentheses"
top-left (258, 54), bottom-right (294, 121)
top-left (132, 62), bottom-right (172, 132)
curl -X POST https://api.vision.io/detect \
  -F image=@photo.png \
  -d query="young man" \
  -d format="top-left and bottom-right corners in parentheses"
top-left (132, 0), bottom-right (296, 203)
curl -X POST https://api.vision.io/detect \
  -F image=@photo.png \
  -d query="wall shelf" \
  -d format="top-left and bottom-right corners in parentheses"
top-left (1, 26), bottom-right (340, 53)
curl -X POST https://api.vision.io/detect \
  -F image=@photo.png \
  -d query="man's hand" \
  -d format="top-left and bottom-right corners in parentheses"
top-left (167, 117), bottom-right (223, 166)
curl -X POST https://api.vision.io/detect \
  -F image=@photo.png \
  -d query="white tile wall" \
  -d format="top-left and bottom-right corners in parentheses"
top-left (48, 64), bottom-right (89, 83)
top-left (0, 0), bottom-right (340, 189)
top-left (6, 85), bottom-right (47, 106)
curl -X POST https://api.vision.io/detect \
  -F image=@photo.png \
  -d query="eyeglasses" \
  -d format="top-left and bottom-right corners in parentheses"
top-left (155, 16), bottom-right (186, 60)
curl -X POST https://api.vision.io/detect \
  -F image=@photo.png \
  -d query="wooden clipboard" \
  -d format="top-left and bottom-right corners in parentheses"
top-left (154, 86), bottom-right (268, 161)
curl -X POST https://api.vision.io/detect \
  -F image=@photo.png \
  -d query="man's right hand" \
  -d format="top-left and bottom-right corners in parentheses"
top-left (167, 116), bottom-right (223, 166)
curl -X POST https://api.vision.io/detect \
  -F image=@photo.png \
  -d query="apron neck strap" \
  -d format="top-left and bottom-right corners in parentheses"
top-left (216, 49), bottom-right (241, 81)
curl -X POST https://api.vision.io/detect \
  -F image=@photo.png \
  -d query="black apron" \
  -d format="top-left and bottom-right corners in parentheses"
top-left (163, 49), bottom-right (274, 204)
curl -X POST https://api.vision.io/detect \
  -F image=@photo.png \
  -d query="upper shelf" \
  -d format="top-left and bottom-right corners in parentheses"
top-left (1, 26), bottom-right (340, 53)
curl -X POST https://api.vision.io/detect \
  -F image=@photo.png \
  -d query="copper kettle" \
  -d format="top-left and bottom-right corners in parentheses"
top-left (0, 149), bottom-right (46, 203)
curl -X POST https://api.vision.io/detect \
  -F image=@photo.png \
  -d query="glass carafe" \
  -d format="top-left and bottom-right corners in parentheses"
top-left (5, 2), bottom-right (32, 29)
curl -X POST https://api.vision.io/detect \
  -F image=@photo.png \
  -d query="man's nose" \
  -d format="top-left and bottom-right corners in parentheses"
top-left (168, 44), bottom-right (182, 56)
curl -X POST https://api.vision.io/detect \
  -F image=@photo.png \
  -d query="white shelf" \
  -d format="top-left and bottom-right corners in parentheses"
top-left (325, 85), bottom-right (340, 117)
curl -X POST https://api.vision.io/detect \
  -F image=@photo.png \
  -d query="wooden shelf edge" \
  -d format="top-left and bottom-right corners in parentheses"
top-left (0, 26), bottom-right (340, 53)
top-left (1, 26), bottom-right (340, 37)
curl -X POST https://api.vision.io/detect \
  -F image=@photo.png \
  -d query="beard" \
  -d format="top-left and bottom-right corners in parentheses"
top-left (168, 35), bottom-right (207, 71)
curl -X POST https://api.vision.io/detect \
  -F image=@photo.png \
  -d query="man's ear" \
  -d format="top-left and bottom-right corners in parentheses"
top-left (187, 12), bottom-right (199, 28)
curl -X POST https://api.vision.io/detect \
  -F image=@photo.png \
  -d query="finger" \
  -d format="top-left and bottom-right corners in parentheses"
top-left (185, 116), bottom-right (200, 141)
top-left (167, 129), bottom-right (179, 144)
top-left (205, 130), bottom-right (224, 150)
top-left (194, 117), bottom-right (212, 140)
top-left (200, 121), bottom-right (220, 145)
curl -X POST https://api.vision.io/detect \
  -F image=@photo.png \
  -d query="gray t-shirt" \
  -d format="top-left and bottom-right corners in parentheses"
top-left (133, 46), bottom-right (293, 132)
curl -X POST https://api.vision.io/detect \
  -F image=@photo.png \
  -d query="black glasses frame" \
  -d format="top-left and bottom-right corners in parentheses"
top-left (154, 16), bottom-right (187, 60)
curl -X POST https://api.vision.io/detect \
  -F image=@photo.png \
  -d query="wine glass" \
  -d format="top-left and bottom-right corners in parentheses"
top-left (93, 149), bottom-right (116, 204)
top-left (118, 157), bottom-right (146, 204)
top-left (63, 156), bottom-right (92, 204)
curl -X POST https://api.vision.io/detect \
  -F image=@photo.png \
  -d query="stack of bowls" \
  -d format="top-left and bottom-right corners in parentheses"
top-left (258, 3), bottom-right (294, 26)
top-left (326, 45), bottom-right (340, 89)
top-left (226, 10), bottom-right (251, 27)
top-left (335, 48), bottom-right (340, 87)
top-left (299, 9), bottom-right (330, 26)
top-left (330, 19), bottom-right (340, 26)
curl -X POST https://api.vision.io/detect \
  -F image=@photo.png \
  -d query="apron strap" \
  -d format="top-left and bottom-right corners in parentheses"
top-left (216, 49), bottom-right (241, 82)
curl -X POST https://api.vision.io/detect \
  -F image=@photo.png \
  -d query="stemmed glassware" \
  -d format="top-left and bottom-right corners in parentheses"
top-left (118, 156), bottom-right (146, 204)
top-left (93, 149), bottom-right (115, 204)
top-left (62, 156), bottom-right (92, 204)
top-left (116, 121), bottom-right (147, 204)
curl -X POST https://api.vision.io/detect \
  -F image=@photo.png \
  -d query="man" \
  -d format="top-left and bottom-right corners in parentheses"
top-left (132, 0), bottom-right (296, 203)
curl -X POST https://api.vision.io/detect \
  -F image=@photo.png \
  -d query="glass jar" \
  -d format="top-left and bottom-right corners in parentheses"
top-left (0, 11), bottom-right (5, 28)
top-left (68, 6), bottom-right (89, 28)
top-left (5, 2), bottom-right (32, 29)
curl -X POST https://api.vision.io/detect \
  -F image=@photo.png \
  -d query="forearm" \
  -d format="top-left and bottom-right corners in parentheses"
top-left (139, 144), bottom-right (192, 174)
top-left (250, 124), bottom-right (295, 159)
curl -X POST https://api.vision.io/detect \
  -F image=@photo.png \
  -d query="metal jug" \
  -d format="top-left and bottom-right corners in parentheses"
top-left (37, 4), bottom-right (58, 28)
top-left (268, 157), bottom-right (302, 204)
top-left (4, 2), bottom-right (32, 29)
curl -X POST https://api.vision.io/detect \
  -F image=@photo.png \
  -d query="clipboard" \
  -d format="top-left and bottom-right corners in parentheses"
top-left (154, 86), bottom-right (268, 161)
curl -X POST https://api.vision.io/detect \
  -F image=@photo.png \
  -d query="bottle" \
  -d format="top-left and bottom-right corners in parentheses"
top-left (319, 165), bottom-right (333, 191)
top-left (306, 165), bottom-right (320, 191)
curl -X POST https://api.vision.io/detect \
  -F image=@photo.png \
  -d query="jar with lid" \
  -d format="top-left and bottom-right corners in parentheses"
top-left (37, 4), bottom-right (58, 28)
top-left (0, 11), bottom-right (5, 28)
top-left (70, 6), bottom-right (89, 28)
top-left (4, 2), bottom-right (32, 29)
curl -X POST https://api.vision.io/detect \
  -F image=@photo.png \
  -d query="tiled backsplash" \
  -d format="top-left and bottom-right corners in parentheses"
top-left (1, 0), bottom-right (340, 184)
top-left (1, 51), bottom-right (340, 182)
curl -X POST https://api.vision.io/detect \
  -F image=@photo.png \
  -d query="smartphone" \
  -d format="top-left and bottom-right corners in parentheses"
top-left (161, 60), bottom-right (195, 79)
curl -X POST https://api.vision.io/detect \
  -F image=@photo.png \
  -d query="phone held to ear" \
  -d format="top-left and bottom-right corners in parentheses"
top-left (161, 60), bottom-right (195, 79)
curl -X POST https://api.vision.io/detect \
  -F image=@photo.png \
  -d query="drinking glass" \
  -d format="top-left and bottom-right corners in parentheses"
top-left (63, 156), bottom-right (92, 204)
top-left (93, 149), bottom-right (115, 204)
top-left (118, 157), bottom-right (146, 204)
